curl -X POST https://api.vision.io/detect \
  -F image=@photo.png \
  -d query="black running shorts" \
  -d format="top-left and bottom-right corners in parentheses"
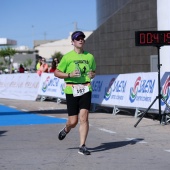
top-left (66, 91), bottom-right (92, 116)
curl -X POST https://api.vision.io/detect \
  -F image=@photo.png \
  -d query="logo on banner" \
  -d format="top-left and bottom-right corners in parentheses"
top-left (42, 76), bottom-right (51, 92)
top-left (104, 78), bottom-right (115, 100)
top-left (129, 76), bottom-right (155, 103)
top-left (129, 77), bottom-right (141, 102)
top-left (41, 76), bottom-right (59, 92)
top-left (60, 83), bottom-right (65, 95)
top-left (91, 80), bottom-right (103, 99)
top-left (161, 76), bottom-right (170, 105)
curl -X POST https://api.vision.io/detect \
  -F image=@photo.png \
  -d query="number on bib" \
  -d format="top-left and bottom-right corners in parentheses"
top-left (72, 84), bottom-right (89, 97)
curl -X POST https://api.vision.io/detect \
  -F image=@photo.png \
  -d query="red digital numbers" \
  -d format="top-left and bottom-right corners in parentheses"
top-left (164, 33), bottom-right (170, 43)
top-left (136, 31), bottom-right (170, 46)
top-left (153, 33), bottom-right (159, 43)
top-left (139, 33), bottom-right (145, 44)
top-left (139, 33), bottom-right (159, 44)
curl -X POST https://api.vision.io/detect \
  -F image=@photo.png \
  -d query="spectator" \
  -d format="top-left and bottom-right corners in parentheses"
top-left (19, 64), bottom-right (25, 73)
top-left (49, 61), bottom-right (57, 73)
top-left (36, 56), bottom-right (42, 71)
top-left (37, 58), bottom-right (48, 76)
top-left (54, 58), bottom-right (59, 67)
top-left (49, 58), bottom-right (59, 73)
top-left (12, 66), bottom-right (15, 73)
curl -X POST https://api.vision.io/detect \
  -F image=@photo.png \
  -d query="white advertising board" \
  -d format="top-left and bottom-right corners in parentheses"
top-left (0, 73), bottom-right (40, 100)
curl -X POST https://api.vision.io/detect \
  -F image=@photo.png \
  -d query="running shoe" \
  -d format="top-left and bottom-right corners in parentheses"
top-left (58, 127), bottom-right (68, 140)
top-left (78, 144), bottom-right (91, 155)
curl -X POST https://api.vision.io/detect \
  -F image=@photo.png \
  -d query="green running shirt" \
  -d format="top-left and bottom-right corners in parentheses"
top-left (57, 50), bottom-right (96, 94)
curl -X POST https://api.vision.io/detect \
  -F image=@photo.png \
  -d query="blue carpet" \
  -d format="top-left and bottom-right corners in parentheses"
top-left (0, 105), bottom-right (67, 126)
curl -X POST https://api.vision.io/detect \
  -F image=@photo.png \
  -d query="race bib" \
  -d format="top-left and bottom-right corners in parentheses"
top-left (72, 84), bottom-right (89, 97)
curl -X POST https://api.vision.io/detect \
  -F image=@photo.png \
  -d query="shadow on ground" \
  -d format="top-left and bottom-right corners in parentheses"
top-left (0, 130), bottom-right (8, 136)
top-left (68, 138), bottom-right (144, 153)
top-left (30, 109), bottom-right (68, 114)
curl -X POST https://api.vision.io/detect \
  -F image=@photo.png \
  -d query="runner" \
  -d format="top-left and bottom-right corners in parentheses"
top-left (54, 31), bottom-right (96, 155)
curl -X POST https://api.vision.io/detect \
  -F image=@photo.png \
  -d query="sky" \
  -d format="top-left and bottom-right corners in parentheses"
top-left (0, 0), bottom-right (96, 49)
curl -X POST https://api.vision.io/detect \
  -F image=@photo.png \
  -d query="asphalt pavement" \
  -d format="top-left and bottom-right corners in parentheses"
top-left (0, 98), bottom-right (170, 170)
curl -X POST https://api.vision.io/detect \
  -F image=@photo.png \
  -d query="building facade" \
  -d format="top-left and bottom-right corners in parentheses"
top-left (84, 0), bottom-right (170, 75)
top-left (34, 31), bottom-right (93, 59)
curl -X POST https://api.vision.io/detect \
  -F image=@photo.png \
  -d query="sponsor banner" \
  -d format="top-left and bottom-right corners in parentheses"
top-left (102, 72), bottom-right (158, 109)
top-left (1, 72), bottom-right (170, 111)
top-left (0, 73), bottom-right (40, 100)
top-left (160, 72), bottom-right (170, 110)
top-left (91, 75), bottom-right (118, 104)
top-left (38, 73), bottom-right (66, 99)
top-left (92, 73), bottom-right (159, 110)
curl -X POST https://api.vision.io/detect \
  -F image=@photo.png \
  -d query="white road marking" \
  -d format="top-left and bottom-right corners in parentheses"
top-left (126, 138), bottom-right (147, 143)
top-left (21, 109), bottom-right (28, 112)
top-left (46, 116), bottom-right (67, 120)
top-left (38, 107), bottom-right (64, 110)
top-left (98, 128), bottom-right (116, 134)
top-left (60, 117), bottom-right (68, 120)
top-left (9, 105), bottom-right (17, 108)
top-left (165, 150), bottom-right (170, 153)
top-left (47, 115), bottom-right (56, 118)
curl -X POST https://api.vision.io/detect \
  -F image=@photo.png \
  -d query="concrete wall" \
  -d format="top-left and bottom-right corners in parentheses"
top-left (97, 0), bottom-right (130, 27)
top-left (85, 0), bottom-right (158, 75)
top-left (13, 53), bottom-right (38, 69)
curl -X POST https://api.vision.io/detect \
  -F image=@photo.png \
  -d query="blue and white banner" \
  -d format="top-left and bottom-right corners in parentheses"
top-left (37, 73), bottom-right (66, 99)
top-left (1, 72), bottom-right (170, 111)
top-left (100, 72), bottom-right (158, 109)
top-left (91, 72), bottom-right (170, 111)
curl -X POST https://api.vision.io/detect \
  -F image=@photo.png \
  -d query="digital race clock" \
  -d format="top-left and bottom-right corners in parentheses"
top-left (135, 31), bottom-right (170, 46)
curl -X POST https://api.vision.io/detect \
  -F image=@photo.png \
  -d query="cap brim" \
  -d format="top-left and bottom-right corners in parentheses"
top-left (72, 32), bottom-right (85, 40)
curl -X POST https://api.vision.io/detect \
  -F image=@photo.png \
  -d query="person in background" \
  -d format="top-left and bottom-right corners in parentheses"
top-left (19, 64), bottom-right (25, 73)
top-left (49, 60), bottom-right (57, 73)
top-left (12, 66), bottom-right (15, 73)
top-left (37, 57), bottom-right (48, 76)
top-left (54, 31), bottom-right (96, 155)
top-left (54, 58), bottom-right (59, 67)
top-left (49, 58), bottom-right (59, 73)
top-left (36, 56), bottom-right (42, 71)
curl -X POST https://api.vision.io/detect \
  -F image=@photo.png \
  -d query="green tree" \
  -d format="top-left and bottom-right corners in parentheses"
top-left (0, 48), bottom-right (8, 64)
top-left (23, 62), bottom-right (28, 69)
top-left (0, 47), bottom-right (16, 73)
top-left (51, 51), bottom-right (63, 62)
top-left (0, 47), bottom-right (16, 59)
top-left (0, 61), bottom-right (4, 70)
top-left (26, 58), bottom-right (33, 69)
top-left (22, 58), bottom-right (33, 71)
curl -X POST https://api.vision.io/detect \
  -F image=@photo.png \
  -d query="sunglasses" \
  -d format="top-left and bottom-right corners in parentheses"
top-left (75, 37), bottom-right (84, 41)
